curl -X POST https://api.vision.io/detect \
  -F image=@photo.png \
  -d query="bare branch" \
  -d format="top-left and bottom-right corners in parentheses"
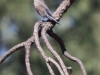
top-left (0, 42), bottom-right (25, 64)
top-left (41, 26), bottom-right (69, 75)
top-left (0, 0), bottom-right (75, 64)
top-left (64, 52), bottom-right (87, 75)
top-left (47, 57), bottom-right (64, 75)
top-left (33, 22), bottom-right (55, 75)
top-left (53, 0), bottom-right (75, 24)
top-left (48, 30), bottom-right (87, 75)
top-left (0, 1), bottom-right (87, 75)
top-left (46, 62), bottom-right (55, 75)
top-left (25, 37), bottom-right (35, 75)
top-left (34, 22), bottom-right (47, 59)
top-left (0, 35), bottom-right (35, 64)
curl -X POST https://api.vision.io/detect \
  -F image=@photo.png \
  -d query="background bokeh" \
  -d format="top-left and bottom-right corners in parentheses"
top-left (0, 0), bottom-right (100, 75)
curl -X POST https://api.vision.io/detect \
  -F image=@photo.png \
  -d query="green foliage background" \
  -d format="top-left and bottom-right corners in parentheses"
top-left (0, 0), bottom-right (100, 75)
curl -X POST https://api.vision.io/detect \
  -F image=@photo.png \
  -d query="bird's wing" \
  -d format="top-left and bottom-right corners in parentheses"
top-left (40, 0), bottom-right (53, 17)
top-left (35, 2), bottom-right (47, 17)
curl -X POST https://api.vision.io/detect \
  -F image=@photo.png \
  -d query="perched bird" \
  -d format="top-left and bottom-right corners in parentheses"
top-left (34, 0), bottom-right (59, 24)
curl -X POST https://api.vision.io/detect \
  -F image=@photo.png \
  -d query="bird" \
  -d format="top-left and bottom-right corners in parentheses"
top-left (34, 0), bottom-right (59, 24)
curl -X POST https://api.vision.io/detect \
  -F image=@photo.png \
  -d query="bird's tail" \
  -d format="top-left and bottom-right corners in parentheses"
top-left (48, 16), bottom-right (60, 25)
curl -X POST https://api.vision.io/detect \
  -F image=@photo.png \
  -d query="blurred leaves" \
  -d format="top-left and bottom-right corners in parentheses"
top-left (0, 0), bottom-right (100, 75)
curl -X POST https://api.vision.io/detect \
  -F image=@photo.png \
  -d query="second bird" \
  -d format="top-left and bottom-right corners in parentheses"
top-left (34, 0), bottom-right (59, 24)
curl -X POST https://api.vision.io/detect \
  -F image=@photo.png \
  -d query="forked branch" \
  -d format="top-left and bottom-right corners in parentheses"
top-left (0, 0), bottom-right (87, 75)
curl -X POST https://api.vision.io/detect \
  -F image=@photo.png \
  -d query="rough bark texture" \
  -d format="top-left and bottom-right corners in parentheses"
top-left (0, 0), bottom-right (87, 75)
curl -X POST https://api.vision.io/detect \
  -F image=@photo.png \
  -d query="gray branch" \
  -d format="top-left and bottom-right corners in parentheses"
top-left (0, 0), bottom-right (87, 75)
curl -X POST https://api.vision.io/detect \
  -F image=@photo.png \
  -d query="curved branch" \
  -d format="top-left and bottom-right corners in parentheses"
top-left (25, 37), bottom-right (35, 75)
top-left (0, 35), bottom-right (35, 64)
top-left (34, 21), bottom-right (47, 59)
top-left (0, 0), bottom-right (75, 64)
top-left (0, 42), bottom-right (25, 64)
top-left (48, 30), bottom-right (87, 75)
top-left (47, 57), bottom-right (64, 75)
top-left (34, 22), bottom-right (55, 75)
top-left (41, 26), bottom-right (69, 75)
top-left (46, 63), bottom-right (55, 75)
top-left (64, 52), bottom-right (87, 75)
top-left (0, 1), bottom-right (81, 75)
